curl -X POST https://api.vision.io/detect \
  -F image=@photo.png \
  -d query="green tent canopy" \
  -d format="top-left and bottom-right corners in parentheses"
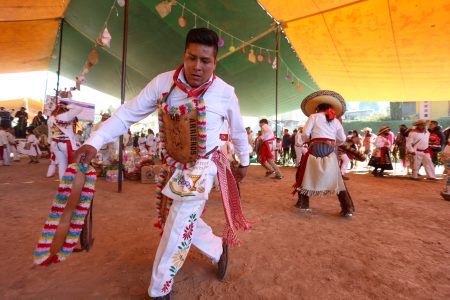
top-left (49, 0), bottom-right (319, 116)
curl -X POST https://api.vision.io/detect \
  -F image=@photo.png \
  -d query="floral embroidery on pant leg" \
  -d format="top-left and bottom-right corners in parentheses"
top-left (161, 212), bottom-right (198, 293)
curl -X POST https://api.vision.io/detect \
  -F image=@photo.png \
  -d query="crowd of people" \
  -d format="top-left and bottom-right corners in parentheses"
top-left (241, 118), bottom-right (448, 182)
top-left (1, 102), bottom-right (447, 184)
top-left (0, 104), bottom-right (164, 179)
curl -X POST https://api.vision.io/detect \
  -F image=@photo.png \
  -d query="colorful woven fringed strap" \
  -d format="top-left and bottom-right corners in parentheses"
top-left (34, 163), bottom-right (97, 265)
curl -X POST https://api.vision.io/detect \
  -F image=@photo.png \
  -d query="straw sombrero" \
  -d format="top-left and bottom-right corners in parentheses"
top-left (378, 126), bottom-right (391, 135)
top-left (361, 127), bottom-right (372, 133)
top-left (301, 90), bottom-right (346, 118)
top-left (413, 119), bottom-right (428, 127)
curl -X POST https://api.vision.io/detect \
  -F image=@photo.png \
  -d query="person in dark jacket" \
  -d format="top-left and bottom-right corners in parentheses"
top-left (290, 129), bottom-right (297, 165)
top-left (281, 129), bottom-right (291, 165)
top-left (428, 120), bottom-right (446, 165)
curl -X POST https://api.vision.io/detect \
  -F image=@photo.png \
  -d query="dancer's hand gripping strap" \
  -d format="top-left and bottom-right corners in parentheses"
top-left (34, 163), bottom-right (97, 265)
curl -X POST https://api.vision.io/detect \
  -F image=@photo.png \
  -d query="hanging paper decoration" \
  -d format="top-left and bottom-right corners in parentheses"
top-left (297, 84), bottom-right (303, 92)
top-left (248, 48), bottom-right (256, 63)
top-left (88, 48), bottom-right (99, 65)
top-left (267, 50), bottom-right (271, 64)
top-left (77, 75), bottom-right (87, 85)
top-left (155, 0), bottom-right (176, 18)
top-left (178, 15), bottom-right (187, 28)
top-left (96, 27), bottom-right (112, 48)
top-left (241, 47), bottom-right (246, 54)
top-left (178, 4), bottom-right (187, 28)
top-left (272, 57), bottom-right (277, 69)
top-left (117, 0), bottom-right (125, 7)
top-left (257, 49), bottom-right (264, 62)
top-left (291, 81), bottom-right (295, 85)
top-left (285, 73), bottom-right (291, 81)
top-left (217, 31), bottom-right (225, 47)
top-left (228, 38), bottom-right (235, 52)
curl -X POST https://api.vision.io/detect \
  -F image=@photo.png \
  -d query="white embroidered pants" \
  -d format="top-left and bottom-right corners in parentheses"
top-left (51, 141), bottom-right (69, 180)
top-left (295, 146), bottom-right (303, 167)
top-left (8, 144), bottom-right (20, 161)
top-left (149, 164), bottom-right (223, 297)
top-left (412, 151), bottom-right (436, 179)
top-left (340, 154), bottom-right (350, 175)
top-left (1, 147), bottom-right (10, 165)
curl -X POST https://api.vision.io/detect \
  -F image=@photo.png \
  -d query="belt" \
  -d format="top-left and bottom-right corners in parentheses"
top-left (53, 138), bottom-right (69, 142)
top-left (310, 138), bottom-right (336, 147)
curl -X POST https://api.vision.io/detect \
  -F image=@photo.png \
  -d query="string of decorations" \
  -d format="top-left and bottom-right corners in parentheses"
top-left (69, 0), bottom-right (309, 94)
top-left (155, 0), bottom-right (309, 93)
top-left (279, 56), bottom-right (317, 92)
top-left (156, 0), bottom-right (277, 55)
top-left (74, 0), bottom-right (121, 90)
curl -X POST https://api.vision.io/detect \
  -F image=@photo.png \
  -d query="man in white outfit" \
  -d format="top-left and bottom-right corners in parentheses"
top-left (47, 103), bottom-right (82, 179)
top-left (73, 28), bottom-right (250, 300)
top-left (0, 125), bottom-right (11, 166)
top-left (406, 119), bottom-right (436, 180)
top-left (294, 126), bottom-right (306, 167)
top-left (6, 128), bottom-right (20, 161)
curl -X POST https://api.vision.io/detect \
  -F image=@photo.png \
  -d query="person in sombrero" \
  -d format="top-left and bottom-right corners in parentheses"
top-left (368, 126), bottom-right (393, 177)
top-left (361, 127), bottom-right (377, 159)
top-left (406, 119), bottom-right (437, 180)
top-left (293, 90), bottom-right (354, 218)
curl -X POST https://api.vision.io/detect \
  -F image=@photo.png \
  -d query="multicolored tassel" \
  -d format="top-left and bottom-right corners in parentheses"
top-left (34, 163), bottom-right (97, 265)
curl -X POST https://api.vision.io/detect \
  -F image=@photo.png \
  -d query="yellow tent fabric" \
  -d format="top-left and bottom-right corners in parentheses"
top-left (0, 0), bottom-right (70, 73)
top-left (259, 0), bottom-right (450, 101)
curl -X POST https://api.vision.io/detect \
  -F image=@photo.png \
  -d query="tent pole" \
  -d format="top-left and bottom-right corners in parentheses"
top-left (55, 18), bottom-right (64, 103)
top-left (118, 0), bottom-right (129, 193)
top-left (275, 25), bottom-right (280, 162)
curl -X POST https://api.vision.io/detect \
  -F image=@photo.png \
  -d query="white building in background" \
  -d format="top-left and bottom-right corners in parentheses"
top-left (419, 101), bottom-right (431, 119)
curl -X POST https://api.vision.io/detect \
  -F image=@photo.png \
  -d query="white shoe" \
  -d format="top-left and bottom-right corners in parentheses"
top-left (47, 164), bottom-right (56, 177)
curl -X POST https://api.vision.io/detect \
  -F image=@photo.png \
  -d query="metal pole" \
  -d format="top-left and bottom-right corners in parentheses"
top-left (118, 0), bottom-right (129, 193)
top-left (274, 25), bottom-right (280, 163)
top-left (55, 18), bottom-right (64, 103)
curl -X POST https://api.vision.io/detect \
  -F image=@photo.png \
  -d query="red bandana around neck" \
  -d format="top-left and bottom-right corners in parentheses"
top-left (324, 108), bottom-right (336, 121)
top-left (173, 64), bottom-right (216, 100)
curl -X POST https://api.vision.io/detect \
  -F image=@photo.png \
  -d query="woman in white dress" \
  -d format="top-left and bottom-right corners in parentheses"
top-left (294, 126), bottom-right (306, 167)
top-left (26, 128), bottom-right (41, 163)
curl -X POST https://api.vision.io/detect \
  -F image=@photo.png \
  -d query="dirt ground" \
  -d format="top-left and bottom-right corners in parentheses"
top-left (1, 159), bottom-right (449, 300)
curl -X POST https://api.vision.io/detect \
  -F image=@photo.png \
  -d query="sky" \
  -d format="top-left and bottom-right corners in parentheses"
top-left (0, 71), bottom-right (121, 113)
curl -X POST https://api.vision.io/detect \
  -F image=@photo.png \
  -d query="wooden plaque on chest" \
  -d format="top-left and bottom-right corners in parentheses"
top-left (162, 110), bottom-right (198, 164)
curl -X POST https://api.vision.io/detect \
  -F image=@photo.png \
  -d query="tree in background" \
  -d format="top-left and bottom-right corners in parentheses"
top-left (390, 102), bottom-right (402, 120)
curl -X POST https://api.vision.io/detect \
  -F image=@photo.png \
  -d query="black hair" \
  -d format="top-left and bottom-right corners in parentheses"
top-left (316, 103), bottom-right (332, 112)
top-left (430, 120), bottom-right (438, 126)
top-left (259, 118), bottom-right (269, 125)
top-left (185, 28), bottom-right (219, 58)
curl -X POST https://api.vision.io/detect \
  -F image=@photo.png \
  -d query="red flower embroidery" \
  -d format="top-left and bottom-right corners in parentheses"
top-left (161, 279), bottom-right (173, 293)
top-left (183, 223), bottom-right (194, 240)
